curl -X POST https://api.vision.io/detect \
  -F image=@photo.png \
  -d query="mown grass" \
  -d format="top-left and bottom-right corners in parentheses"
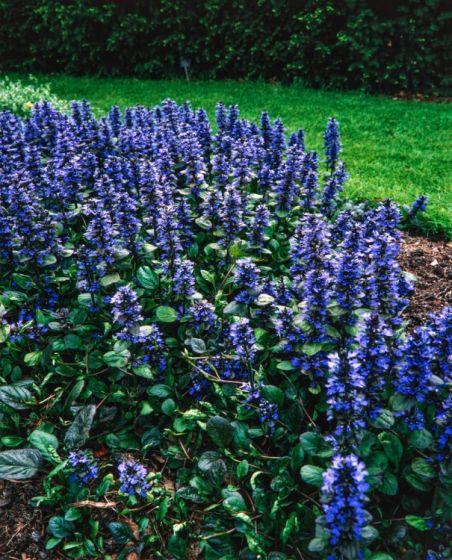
top-left (14, 74), bottom-right (452, 236)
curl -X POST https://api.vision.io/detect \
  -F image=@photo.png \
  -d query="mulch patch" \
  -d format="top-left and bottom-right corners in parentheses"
top-left (0, 478), bottom-right (50, 560)
top-left (0, 232), bottom-right (450, 559)
top-left (400, 233), bottom-right (452, 325)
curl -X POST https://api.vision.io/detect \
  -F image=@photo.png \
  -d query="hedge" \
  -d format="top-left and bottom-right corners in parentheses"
top-left (0, 0), bottom-right (450, 93)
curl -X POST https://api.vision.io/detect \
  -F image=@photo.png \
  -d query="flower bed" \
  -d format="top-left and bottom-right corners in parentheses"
top-left (0, 101), bottom-right (449, 559)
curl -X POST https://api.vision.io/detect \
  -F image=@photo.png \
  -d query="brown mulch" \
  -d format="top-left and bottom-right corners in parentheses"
top-left (0, 233), bottom-right (450, 558)
top-left (399, 233), bottom-right (452, 325)
top-left (0, 478), bottom-right (50, 560)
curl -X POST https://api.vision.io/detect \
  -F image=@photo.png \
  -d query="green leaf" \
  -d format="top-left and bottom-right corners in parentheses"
top-left (156, 305), bottom-right (178, 323)
top-left (378, 432), bottom-right (403, 469)
top-left (29, 430), bottom-right (59, 462)
top-left (276, 360), bottom-right (295, 371)
top-left (64, 334), bottom-right (83, 349)
top-left (48, 516), bottom-right (75, 538)
top-left (0, 448), bottom-right (43, 480)
top-left (409, 429), bottom-right (433, 450)
top-left (291, 444), bottom-right (305, 470)
top-left (282, 512), bottom-right (299, 546)
top-left (405, 515), bottom-right (430, 531)
top-left (206, 416), bottom-right (234, 448)
top-left (133, 364), bottom-right (154, 379)
top-left (198, 451), bottom-right (227, 486)
top-left (0, 323), bottom-right (10, 343)
top-left (256, 293), bottom-right (275, 306)
top-left (77, 293), bottom-right (94, 307)
top-left (64, 405), bottom-right (96, 450)
top-left (369, 554), bottom-right (395, 560)
top-left (299, 432), bottom-right (333, 458)
top-left (103, 349), bottom-right (130, 368)
top-left (190, 338), bottom-right (206, 354)
top-left (308, 537), bottom-right (327, 553)
top-left (261, 385), bottom-right (284, 407)
top-left (411, 457), bottom-right (435, 480)
top-left (222, 491), bottom-right (246, 514)
top-left (358, 431), bottom-right (378, 457)
top-left (147, 384), bottom-right (172, 398)
top-left (300, 465), bottom-right (324, 487)
top-left (361, 525), bottom-right (379, 543)
top-left (161, 398), bottom-right (177, 416)
top-left (372, 409), bottom-right (395, 429)
top-left (0, 385), bottom-right (32, 410)
top-left (99, 273), bottom-right (121, 287)
top-left (301, 342), bottom-right (323, 356)
top-left (367, 451), bottom-right (388, 473)
top-left (379, 471), bottom-right (398, 495)
top-left (237, 460), bottom-right (249, 479)
top-left (404, 472), bottom-right (431, 492)
top-left (64, 507), bottom-right (82, 522)
top-left (24, 351), bottom-right (42, 367)
top-left (45, 537), bottom-right (62, 550)
top-left (108, 521), bottom-right (134, 544)
top-left (391, 394), bottom-right (415, 412)
top-left (137, 266), bottom-right (159, 290)
top-left (223, 301), bottom-right (246, 316)
top-left (168, 534), bottom-right (187, 559)
top-left (1, 436), bottom-right (25, 447)
top-left (200, 270), bottom-right (215, 284)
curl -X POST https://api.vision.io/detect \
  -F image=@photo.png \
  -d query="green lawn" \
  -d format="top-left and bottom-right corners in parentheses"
top-left (20, 74), bottom-right (452, 236)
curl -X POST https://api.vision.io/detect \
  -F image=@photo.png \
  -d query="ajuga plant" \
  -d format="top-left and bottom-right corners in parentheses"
top-left (0, 100), bottom-right (449, 560)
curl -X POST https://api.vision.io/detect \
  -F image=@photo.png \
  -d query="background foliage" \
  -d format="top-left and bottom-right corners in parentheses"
top-left (0, 0), bottom-right (450, 94)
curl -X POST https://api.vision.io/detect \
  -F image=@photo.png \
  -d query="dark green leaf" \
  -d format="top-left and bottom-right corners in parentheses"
top-left (206, 416), bottom-right (234, 448)
top-left (405, 515), bottom-right (430, 531)
top-left (0, 385), bottom-right (32, 410)
top-left (198, 451), bottom-right (227, 486)
top-left (300, 465), bottom-right (324, 487)
top-left (99, 273), bottom-right (120, 287)
top-left (301, 342), bottom-right (323, 356)
top-left (161, 398), bottom-right (177, 416)
top-left (156, 305), bottom-right (178, 323)
top-left (64, 405), bottom-right (96, 450)
top-left (137, 266), bottom-right (159, 290)
top-left (276, 360), bottom-right (295, 371)
top-left (261, 385), bottom-right (284, 407)
top-left (147, 384), bottom-right (172, 398)
top-left (190, 338), bottom-right (206, 354)
top-left (379, 471), bottom-right (398, 495)
top-left (308, 537), bottom-right (327, 553)
top-left (108, 522), bottom-right (134, 544)
top-left (372, 409), bottom-right (395, 429)
top-left (0, 448), bottom-right (43, 480)
top-left (48, 516), bottom-right (75, 538)
top-left (29, 430), bottom-right (59, 462)
top-left (409, 429), bottom-right (433, 450)
top-left (411, 457), bottom-right (435, 480)
top-left (378, 432), bottom-right (403, 469)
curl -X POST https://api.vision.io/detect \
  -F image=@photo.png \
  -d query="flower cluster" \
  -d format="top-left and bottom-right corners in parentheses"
top-left (0, 99), bottom-right (448, 559)
top-left (240, 382), bottom-right (279, 432)
top-left (68, 451), bottom-right (99, 484)
top-left (118, 459), bottom-right (150, 497)
top-left (321, 454), bottom-right (369, 560)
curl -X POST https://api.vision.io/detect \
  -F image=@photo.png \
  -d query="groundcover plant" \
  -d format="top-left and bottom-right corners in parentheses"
top-left (0, 100), bottom-right (450, 559)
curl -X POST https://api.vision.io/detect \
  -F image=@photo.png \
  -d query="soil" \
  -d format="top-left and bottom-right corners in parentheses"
top-left (0, 478), bottom-right (50, 560)
top-left (400, 233), bottom-right (452, 325)
top-left (0, 232), bottom-right (450, 559)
